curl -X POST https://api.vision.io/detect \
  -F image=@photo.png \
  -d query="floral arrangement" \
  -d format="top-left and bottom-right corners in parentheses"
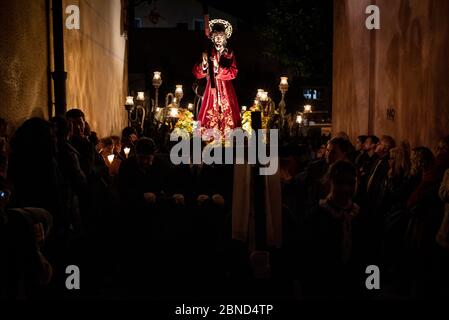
top-left (241, 109), bottom-right (278, 134)
top-left (174, 108), bottom-right (194, 134)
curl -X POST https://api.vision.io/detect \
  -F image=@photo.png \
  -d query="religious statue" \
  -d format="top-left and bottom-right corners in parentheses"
top-left (193, 19), bottom-right (241, 136)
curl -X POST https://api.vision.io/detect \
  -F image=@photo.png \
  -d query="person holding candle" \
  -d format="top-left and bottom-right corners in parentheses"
top-left (120, 126), bottom-right (138, 159)
top-left (193, 19), bottom-right (241, 137)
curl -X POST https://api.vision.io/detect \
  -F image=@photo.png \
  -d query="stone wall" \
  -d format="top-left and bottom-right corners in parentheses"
top-left (333, 0), bottom-right (449, 147)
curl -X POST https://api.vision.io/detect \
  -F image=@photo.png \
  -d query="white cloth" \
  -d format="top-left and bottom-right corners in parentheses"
top-left (231, 163), bottom-right (283, 248)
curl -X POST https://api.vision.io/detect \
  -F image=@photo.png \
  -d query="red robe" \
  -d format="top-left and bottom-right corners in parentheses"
top-left (193, 48), bottom-right (241, 133)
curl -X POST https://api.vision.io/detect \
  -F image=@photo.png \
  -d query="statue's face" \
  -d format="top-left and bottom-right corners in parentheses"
top-left (212, 32), bottom-right (226, 47)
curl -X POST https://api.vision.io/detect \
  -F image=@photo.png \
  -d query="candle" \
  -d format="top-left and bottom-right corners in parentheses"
top-left (170, 107), bottom-right (179, 118)
top-left (175, 85), bottom-right (183, 95)
top-left (241, 106), bottom-right (247, 111)
top-left (280, 77), bottom-right (288, 85)
top-left (136, 92), bottom-right (145, 101)
top-left (260, 91), bottom-right (268, 101)
top-left (125, 96), bottom-right (134, 106)
top-left (152, 72), bottom-right (162, 87)
top-left (124, 147), bottom-right (130, 158)
top-left (153, 71), bottom-right (161, 80)
top-left (188, 103), bottom-right (194, 110)
top-left (296, 115), bottom-right (303, 124)
top-left (257, 89), bottom-right (264, 98)
top-left (304, 104), bottom-right (312, 113)
top-left (156, 107), bottom-right (161, 112)
top-left (107, 154), bottom-right (115, 164)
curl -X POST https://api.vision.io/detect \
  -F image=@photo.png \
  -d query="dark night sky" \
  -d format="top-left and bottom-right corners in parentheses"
top-left (130, 0), bottom-right (333, 112)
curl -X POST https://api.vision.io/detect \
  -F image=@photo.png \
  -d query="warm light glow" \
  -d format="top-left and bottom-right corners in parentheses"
top-left (304, 104), bottom-right (312, 112)
top-left (188, 103), bottom-right (194, 110)
top-left (175, 85), bottom-right (183, 95)
top-left (124, 147), bottom-right (130, 158)
top-left (170, 107), bottom-right (179, 118)
top-left (125, 96), bottom-right (134, 105)
top-left (254, 99), bottom-right (258, 105)
top-left (257, 89), bottom-right (264, 98)
top-left (136, 92), bottom-right (145, 101)
top-left (153, 71), bottom-right (161, 80)
top-left (152, 71), bottom-right (162, 87)
top-left (242, 106), bottom-right (247, 111)
top-left (280, 77), bottom-right (288, 85)
top-left (156, 107), bottom-right (161, 112)
top-left (296, 115), bottom-right (303, 124)
top-left (107, 154), bottom-right (115, 164)
top-left (260, 91), bottom-right (268, 101)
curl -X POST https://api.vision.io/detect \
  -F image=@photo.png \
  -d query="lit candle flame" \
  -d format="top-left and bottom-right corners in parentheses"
top-left (188, 103), bottom-right (194, 110)
top-left (170, 107), bottom-right (179, 118)
top-left (242, 106), bottom-right (247, 111)
top-left (107, 154), bottom-right (115, 164)
top-left (175, 85), bottom-right (183, 95)
top-left (153, 71), bottom-right (161, 80)
top-left (137, 92), bottom-right (145, 101)
top-left (280, 77), bottom-right (288, 85)
top-left (304, 104), bottom-right (312, 112)
top-left (296, 115), bottom-right (303, 124)
top-left (125, 96), bottom-right (134, 105)
top-left (124, 147), bottom-right (130, 158)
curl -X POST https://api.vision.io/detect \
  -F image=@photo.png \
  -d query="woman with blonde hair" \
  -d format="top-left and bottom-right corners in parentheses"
top-left (382, 141), bottom-right (419, 283)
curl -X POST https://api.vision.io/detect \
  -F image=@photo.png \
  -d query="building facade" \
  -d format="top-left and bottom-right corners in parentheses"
top-left (333, 0), bottom-right (449, 147)
top-left (0, 0), bottom-right (128, 137)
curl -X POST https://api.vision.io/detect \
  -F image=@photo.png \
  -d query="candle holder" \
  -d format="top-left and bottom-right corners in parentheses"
top-left (125, 94), bottom-right (146, 133)
top-left (150, 71), bottom-right (162, 130)
top-left (278, 76), bottom-right (289, 130)
top-left (175, 85), bottom-right (184, 107)
top-left (125, 96), bottom-right (135, 127)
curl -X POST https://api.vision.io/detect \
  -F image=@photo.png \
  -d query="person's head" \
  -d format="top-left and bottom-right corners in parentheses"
top-left (355, 135), bottom-right (368, 152)
top-left (66, 109), bottom-right (86, 138)
top-left (326, 137), bottom-right (352, 165)
top-left (99, 137), bottom-right (114, 156)
top-left (363, 135), bottom-right (379, 153)
top-left (209, 19), bottom-right (231, 50)
top-left (328, 160), bottom-right (357, 201)
top-left (121, 126), bottom-right (138, 144)
top-left (212, 32), bottom-right (226, 48)
top-left (316, 144), bottom-right (327, 159)
top-left (10, 117), bottom-right (54, 157)
top-left (50, 116), bottom-right (70, 142)
top-left (436, 135), bottom-right (449, 157)
top-left (388, 141), bottom-right (411, 178)
top-left (111, 136), bottom-right (121, 154)
top-left (136, 137), bottom-right (156, 169)
top-left (375, 135), bottom-right (396, 158)
top-left (335, 131), bottom-right (350, 141)
top-left (411, 147), bottom-right (435, 176)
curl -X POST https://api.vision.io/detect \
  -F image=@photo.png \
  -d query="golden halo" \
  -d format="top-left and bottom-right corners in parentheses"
top-left (209, 19), bottom-right (233, 39)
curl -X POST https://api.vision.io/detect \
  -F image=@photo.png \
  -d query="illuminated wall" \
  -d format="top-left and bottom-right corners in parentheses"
top-left (333, 0), bottom-right (449, 148)
top-left (0, 0), bottom-right (127, 137)
top-left (63, 0), bottom-right (128, 137)
top-left (0, 0), bottom-right (51, 129)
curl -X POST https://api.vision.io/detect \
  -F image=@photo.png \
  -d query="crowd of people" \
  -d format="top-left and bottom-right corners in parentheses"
top-left (281, 133), bottom-right (449, 298)
top-left (1, 112), bottom-right (449, 300)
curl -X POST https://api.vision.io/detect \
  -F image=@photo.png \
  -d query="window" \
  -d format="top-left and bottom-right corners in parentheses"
top-left (134, 18), bottom-right (143, 28)
top-left (193, 19), bottom-right (204, 31)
